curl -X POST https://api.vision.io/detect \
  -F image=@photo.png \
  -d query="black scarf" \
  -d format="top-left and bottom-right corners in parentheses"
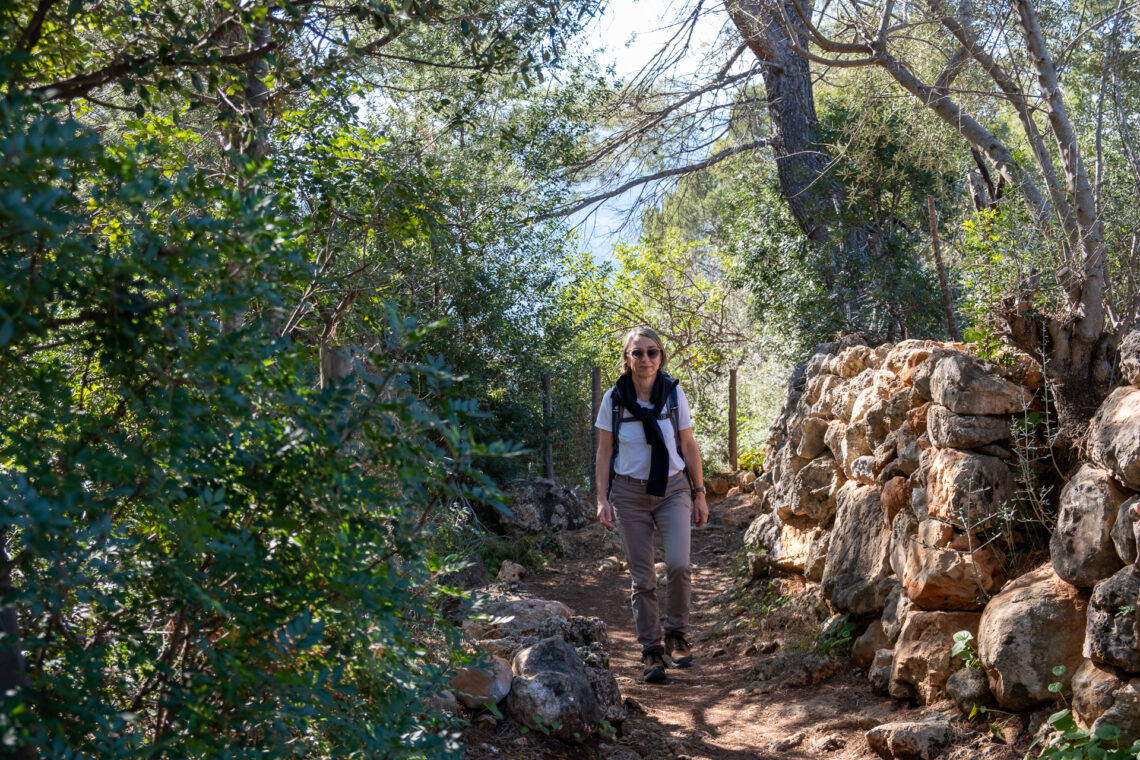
top-left (615, 371), bottom-right (677, 497)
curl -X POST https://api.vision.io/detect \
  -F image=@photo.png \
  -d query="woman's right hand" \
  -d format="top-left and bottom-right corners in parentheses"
top-left (596, 499), bottom-right (615, 530)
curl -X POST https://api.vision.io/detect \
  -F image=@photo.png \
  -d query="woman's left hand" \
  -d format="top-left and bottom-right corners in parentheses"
top-left (693, 492), bottom-right (708, 528)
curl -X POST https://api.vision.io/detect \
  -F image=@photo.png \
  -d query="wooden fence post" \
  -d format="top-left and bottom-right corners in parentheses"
top-left (543, 372), bottom-right (554, 480)
top-left (728, 368), bottom-right (738, 471)
top-left (590, 366), bottom-right (601, 497)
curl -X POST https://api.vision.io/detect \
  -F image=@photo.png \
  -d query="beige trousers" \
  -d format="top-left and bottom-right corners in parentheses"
top-left (610, 471), bottom-right (692, 650)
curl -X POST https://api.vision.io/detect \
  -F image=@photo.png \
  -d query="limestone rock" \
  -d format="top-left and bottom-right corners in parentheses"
top-left (772, 453), bottom-right (843, 524)
top-left (925, 448), bottom-right (1014, 528)
top-left (826, 419), bottom-right (872, 480)
top-left (500, 479), bottom-right (591, 535)
top-left (585, 665), bottom-right (626, 726)
top-left (890, 510), bottom-right (918, 583)
top-left (882, 476), bottom-right (910, 524)
top-left (467, 595), bottom-right (574, 639)
top-left (1085, 564), bottom-right (1140, 672)
top-left (853, 620), bottom-right (891, 670)
top-left (902, 536), bottom-right (1004, 611)
top-left (798, 417), bottom-right (834, 458)
top-left (534, 615), bottom-right (609, 649)
top-left (1120, 329), bottom-right (1140, 387)
top-left (1051, 464), bottom-right (1129, 588)
top-left (451, 655), bottom-right (513, 709)
top-left (830, 345), bottom-right (874, 378)
top-left (870, 649), bottom-right (894, 695)
top-left (946, 667), bottom-right (995, 715)
top-left (889, 610), bottom-right (981, 704)
top-left (508, 636), bottom-right (601, 742)
top-left (832, 369), bottom-right (876, 423)
top-left (1072, 659), bottom-right (1127, 729)
top-left (1112, 496), bottom-right (1140, 565)
top-left (1087, 386), bottom-right (1140, 490)
top-left (907, 402), bottom-right (931, 436)
top-left (978, 564), bottom-right (1089, 710)
top-left (1091, 680), bottom-right (1140, 746)
top-left (882, 581), bottom-right (914, 644)
top-left (883, 340), bottom-right (937, 375)
top-left (497, 559), bottom-right (525, 582)
top-left (821, 482), bottom-right (894, 615)
top-left (909, 348), bottom-right (957, 401)
top-left (705, 472), bottom-right (734, 497)
top-left (928, 351), bottom-right (1032, 415)
top-left (804, 530), bottom-right (830, 583)
top-left (925, 405), bottom-right (1010, 449)
top-left (809, 374), bottom-right (844, 418)
top-left (866, 719), bottom-right (952, 760)
top-left (852, 455), bottom-right (877, 485)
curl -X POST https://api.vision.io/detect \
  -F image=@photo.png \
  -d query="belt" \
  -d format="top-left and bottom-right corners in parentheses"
top-left (613, 472), bottom-right (686, 485)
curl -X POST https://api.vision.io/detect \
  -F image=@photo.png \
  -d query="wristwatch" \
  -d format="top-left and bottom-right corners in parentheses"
top-left (692, 486), bottom-right (706, 494)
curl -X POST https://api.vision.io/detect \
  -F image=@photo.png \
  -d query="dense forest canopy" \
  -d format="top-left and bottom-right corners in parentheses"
top-left (2, 0), bottom-right (1138, 756)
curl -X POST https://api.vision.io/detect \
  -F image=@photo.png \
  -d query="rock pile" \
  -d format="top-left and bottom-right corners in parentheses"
top-left (451, 590), bottom-right (625, 742)
top-left (747, 332), bottom-right (1140, 745)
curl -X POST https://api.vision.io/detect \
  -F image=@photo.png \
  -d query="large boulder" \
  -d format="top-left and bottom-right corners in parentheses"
top-left (1050, 464), bottom-right (1130, 587)
top-left (1120, 329), bottom-right (1140, 387)
top-left (772, 452), bottom-right (843, 524)
top-left (925, 448), bottom-right (1014, 528)
top-left (925, 405), bottom-right (1010, 449)
top-left (500, 480), bottom-right (591, 536)
top-left (508, 636), bottom-right (601, 742)
top-left (889, 611), bottom-right (981, 704)
top-left (978, 565), bottom-right (1089, 710)
top-left (928, 351), bottom-right (1032, 415)
top-left (1085, 564), bottom-right (1140, 672)
top-left (821, 482), bottom-right (893, 615)
top-left (1087, 386), bottom-right (1140, 490)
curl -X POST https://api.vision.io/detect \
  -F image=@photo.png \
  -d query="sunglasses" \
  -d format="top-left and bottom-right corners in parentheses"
top-left (630, 348), bottom-right (660, 360)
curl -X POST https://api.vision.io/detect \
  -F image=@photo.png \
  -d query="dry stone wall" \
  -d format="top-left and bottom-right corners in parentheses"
top-left (748, 332), bottom-right (1140, 737)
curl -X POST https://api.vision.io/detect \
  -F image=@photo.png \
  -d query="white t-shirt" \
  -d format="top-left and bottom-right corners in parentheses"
top-left (595, 385), bottom-right (693, 479)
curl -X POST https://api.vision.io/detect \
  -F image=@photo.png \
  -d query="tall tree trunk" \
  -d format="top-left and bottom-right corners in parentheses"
top-left (724, 0), bottom-right (866, 325)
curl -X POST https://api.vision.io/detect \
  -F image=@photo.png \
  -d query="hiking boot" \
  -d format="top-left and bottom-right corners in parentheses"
top-left (665, 631), bottom-right (693, 669)
top-left (641, 645), bottom-right (669, 684)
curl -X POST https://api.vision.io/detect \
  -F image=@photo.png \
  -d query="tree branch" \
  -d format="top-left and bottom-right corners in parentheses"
top-left (527, 138), bottom-right (772, 223)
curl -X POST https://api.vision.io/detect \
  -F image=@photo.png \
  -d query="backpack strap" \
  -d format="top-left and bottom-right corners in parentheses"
top-left (608, 392), bottom-right (622, 499)
top-left (667, 381), bottom-right (694, 493)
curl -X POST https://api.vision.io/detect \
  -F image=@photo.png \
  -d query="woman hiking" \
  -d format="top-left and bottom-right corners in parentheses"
top-left (594, 327), bottom-right (708, 684)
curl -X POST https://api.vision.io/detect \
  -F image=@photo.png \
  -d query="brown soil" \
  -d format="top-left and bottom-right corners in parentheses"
top-left (462, 498), bottom-right (1027, 760)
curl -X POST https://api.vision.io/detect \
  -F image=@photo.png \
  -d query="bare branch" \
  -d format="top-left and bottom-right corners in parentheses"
top-left (528, 138), bottom-right (772, 222)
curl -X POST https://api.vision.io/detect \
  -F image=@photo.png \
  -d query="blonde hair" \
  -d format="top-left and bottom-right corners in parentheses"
top-left (620, 327), bottom-right (668, 374)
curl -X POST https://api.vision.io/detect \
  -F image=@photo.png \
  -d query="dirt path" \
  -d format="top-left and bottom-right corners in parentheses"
top-left (522, 503), bottom-right (937, 760)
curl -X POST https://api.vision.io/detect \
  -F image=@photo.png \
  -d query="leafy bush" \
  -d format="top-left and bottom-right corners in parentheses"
top-left (0, 91), bottom-right (497, 759)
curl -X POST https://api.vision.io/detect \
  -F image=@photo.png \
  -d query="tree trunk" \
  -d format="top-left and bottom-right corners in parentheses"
top-left (724, 0), bottom-right (866, 323)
